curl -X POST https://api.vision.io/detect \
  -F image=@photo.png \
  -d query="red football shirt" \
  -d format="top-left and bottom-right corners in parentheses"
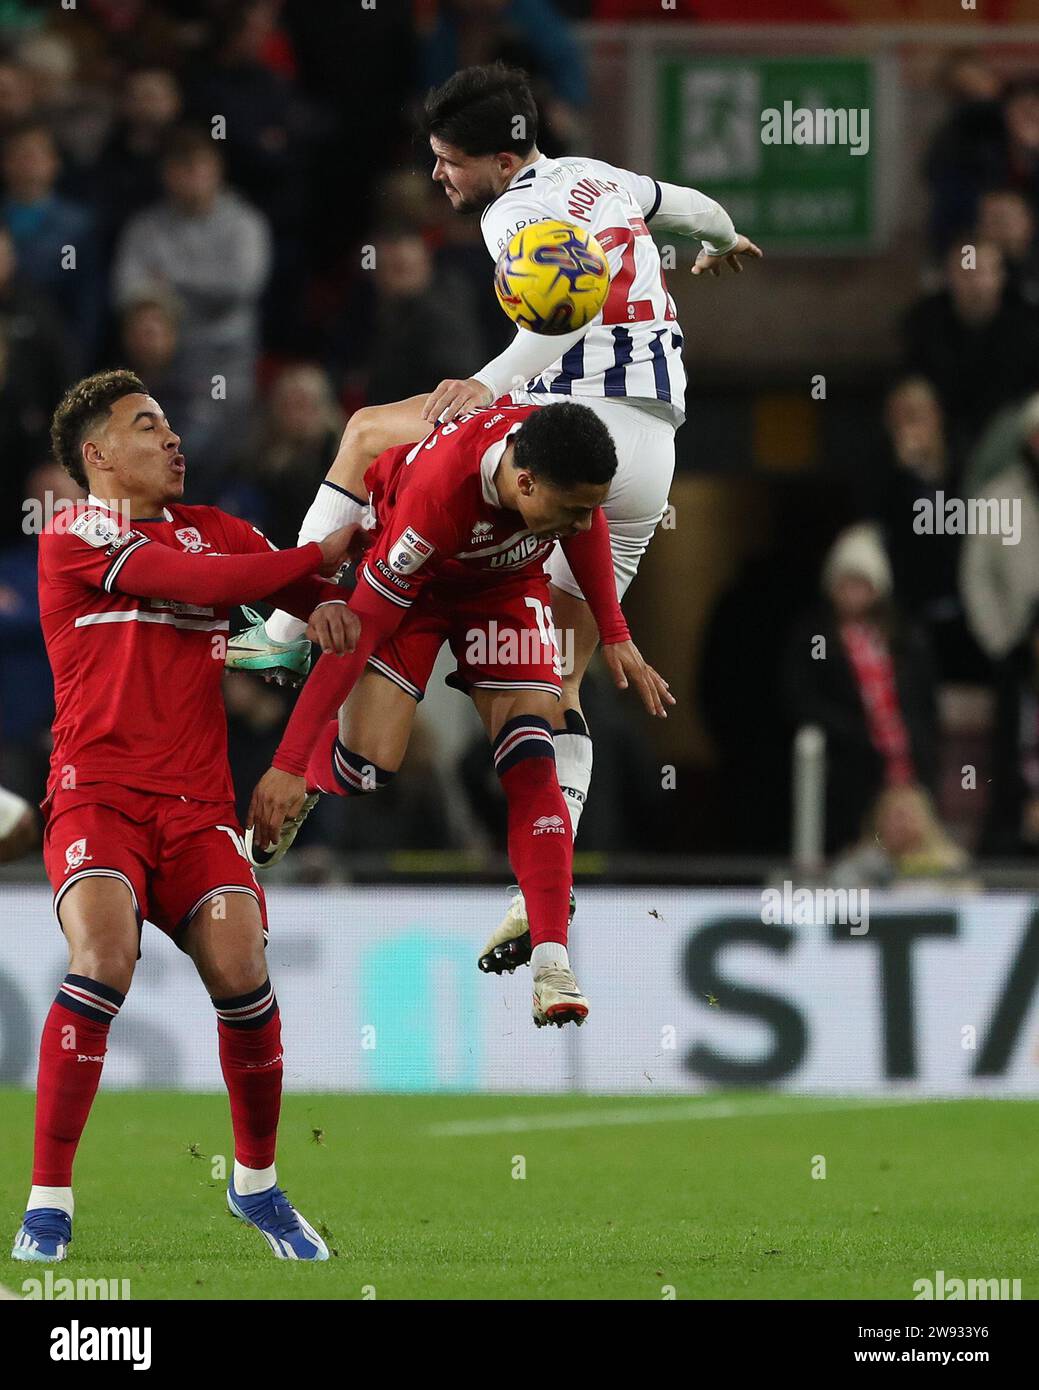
top-left (274, 406), bottom-right (629, 775)
top-left (358, 404), bottom-right (572, 611)
top-left (39, 498), bottom-right (311, 803)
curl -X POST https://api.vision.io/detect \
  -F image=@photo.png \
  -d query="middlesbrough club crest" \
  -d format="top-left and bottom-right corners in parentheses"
top-left (64, 838), bottom-right (93, 874)
top-left (175, 527), bottom-right (210, 554)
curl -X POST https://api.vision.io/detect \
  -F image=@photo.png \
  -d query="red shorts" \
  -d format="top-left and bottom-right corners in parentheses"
top-left (367, 575), bottom-right (563, 702)
top-left (42, 783), bottom-right (266, 949)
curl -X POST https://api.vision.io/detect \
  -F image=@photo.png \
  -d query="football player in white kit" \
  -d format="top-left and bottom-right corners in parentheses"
top-left (228, 63), bottom-right (760, 968)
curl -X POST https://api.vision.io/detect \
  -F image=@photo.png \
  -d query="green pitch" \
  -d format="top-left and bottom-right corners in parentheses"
top-left (1, 1090), bottom-right (1036, 1300)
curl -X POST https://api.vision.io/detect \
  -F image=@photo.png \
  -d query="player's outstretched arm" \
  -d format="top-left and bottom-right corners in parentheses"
top-left (645, 180), bottom-right (762, 276)
top-left (114, 527), bottom-right (356, 609)
top-left (424, 321), bottom-right (587, 424)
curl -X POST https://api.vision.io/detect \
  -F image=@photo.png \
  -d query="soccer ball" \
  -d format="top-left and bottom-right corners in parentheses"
top-left (494, 220), bottom-right (610, 335)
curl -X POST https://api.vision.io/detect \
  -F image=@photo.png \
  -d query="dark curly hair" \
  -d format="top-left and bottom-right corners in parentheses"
top-left (421, 63), bottom-right (538, 157)
top-left (50, 370), bottom-right (148, 489)
top-left (511, 402), bottom-right (617, 490)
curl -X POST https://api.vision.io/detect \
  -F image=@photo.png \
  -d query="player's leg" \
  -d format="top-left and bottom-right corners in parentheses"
top-left (13, 876), bottom-right (140, 1262)
top-left (247, 668), bottom-right (420, 867)
top-left (179, 889), bottom-right (327, 1259)
top-left (470, 684), bottom-right (587, 1028)
top-left (233, 395), bottom-right (430, 663)
top-left (479, 400), bottom-right (676, 968)
top-left (547, 583), bottom-right (601, 834)
top-left (248, 607), bottom-right (442, 867)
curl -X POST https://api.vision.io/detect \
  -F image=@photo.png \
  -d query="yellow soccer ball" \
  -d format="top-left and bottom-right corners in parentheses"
top-left (494, 220), bottom-right (610, 335)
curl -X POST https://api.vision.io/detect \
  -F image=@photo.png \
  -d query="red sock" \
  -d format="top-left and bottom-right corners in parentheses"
top-left (494, 715), bottom-right (573, 948)
top-left (32, 975), bottom-right (124, 1186)
top-left (304, 719), bottom-right (339, 793)
top-left (306, 720), bottom-right (394, 798)
top-left (214, 979), bottom-right (283, 1170)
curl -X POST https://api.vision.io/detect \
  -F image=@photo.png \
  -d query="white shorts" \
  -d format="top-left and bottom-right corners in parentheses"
top-left (505, 392), bottom-right (677, 600)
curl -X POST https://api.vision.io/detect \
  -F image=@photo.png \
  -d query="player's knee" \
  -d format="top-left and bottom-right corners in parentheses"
top-left (492, 714), bottom-right (556, 785)
top-left (68, 943), bottom-right (136, 996)
top-left (329, 739), bottom-right (396, 797)
top-left (205, 957), bottom-right (268, 1001)
top-left (344, 405), bottom-right (385, 459)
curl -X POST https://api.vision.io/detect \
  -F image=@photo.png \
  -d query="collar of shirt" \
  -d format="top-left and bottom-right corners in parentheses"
top-left (479, 423), bottom-right (525, 508)
top-left (88, 493), bottom-right (173, 523)
top-left (506, 155), bottom-right (550, 192)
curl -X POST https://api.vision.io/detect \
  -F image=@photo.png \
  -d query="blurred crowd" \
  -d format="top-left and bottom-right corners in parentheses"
top-left (3, 5), bottom-right (1039, 875)
top-left (0, 0), bottom-right (651, 870)
top-left (758, 51), bottom-right (1039, 877)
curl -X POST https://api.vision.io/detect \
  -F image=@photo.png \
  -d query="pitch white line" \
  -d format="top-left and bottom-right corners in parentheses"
top-left (427, 1095), bottom-right (932, 1138)
top-left (0, 1283), bottom-right (21, 1300)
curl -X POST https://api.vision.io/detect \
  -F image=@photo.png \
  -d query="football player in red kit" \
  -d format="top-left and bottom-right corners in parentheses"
top-left (11, 369), bottom-right (359, 1266)
top-left (248, 402), bottom-right (673, 1029)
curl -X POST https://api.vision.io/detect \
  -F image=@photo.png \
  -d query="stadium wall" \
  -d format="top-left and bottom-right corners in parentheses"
top-left (1, 888), bottom-right (1037, 1097)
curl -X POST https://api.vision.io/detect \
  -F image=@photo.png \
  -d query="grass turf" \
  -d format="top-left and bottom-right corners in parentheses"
top-left (1, 1090), bottom-right (1035, 1300)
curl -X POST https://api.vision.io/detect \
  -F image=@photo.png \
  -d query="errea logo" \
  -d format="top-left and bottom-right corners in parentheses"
top-left (470, 521), bottom-right (493, 544)
top-left (533, 815), bottom-right (566, 836)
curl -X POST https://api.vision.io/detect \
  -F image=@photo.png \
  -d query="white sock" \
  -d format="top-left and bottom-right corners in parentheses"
top-left (233, 1160), bottom-right (277, 1196)
top-left (266, 482), bottom-right (368, 645)
top-left (554, 711), bottom-right (593, 841)
top-left (27, 1185), bottom-right (74, 1217)
top-left (532, 942), bottom-right (570, 971)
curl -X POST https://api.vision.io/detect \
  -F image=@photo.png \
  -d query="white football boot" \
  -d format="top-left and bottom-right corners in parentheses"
top-left (478, 885), bottom-right (576, 975)
top-left (246, 793), bottom-right (320, 869)
top-left (532, 964), bottom-right (589, 1029)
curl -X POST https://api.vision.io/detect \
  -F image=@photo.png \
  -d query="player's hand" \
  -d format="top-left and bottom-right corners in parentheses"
top-left (306, 601), bottom-right (360, 656)
top-left (316, 523), bottom-right (361, 577)
top-left (691, 233), bottom-right (763, 278)
top-left (248, 767), bottom-right (307, 851)
top-left (422, 378), bottom-right (493, 424)
top-left (601, 641), bottom-right (675, 719)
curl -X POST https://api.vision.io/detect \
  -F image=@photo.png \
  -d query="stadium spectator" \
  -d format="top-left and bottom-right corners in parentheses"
top-left (783, 524), bottom-right (939, 854)
top-left (184, 1), bottom-right (310, 348)
top-left (0, 58), bottom-right (35, 137)
top-left (828, 784), bottom-right (971, 888)
top-left (220, 363), bottom-right (342, 548)
top-left (926, 73), bottom-right (1039, 254)
top-left (113, 292), bottom-right (221, 474)
top-left (960, 393), bottom-right (1039, 664)
top-left (341, 225), bottom-right (486, 406)
top-left (0, 462), bottom-right (81, 803)
top-left (869, 377), bottom-right (983, 681)
top-left (0, 224), bottom-right (72, 466)
top-left (975, 188), bottom-right (1039, 306)
top-left (981, 610), bottom-right (1039, 856)
top-left (421, 1), bottom-right (589, 151)
top-left (111, 125), bottom-right (272, 453)
top-left (14, 30), bottom-right (112, 174)
top-left (0, 121), bottom-right (103, 367)
top-left (93, 67), bottom-right (183, 252)
top-left (901, 239), bottom-right (1039, 454)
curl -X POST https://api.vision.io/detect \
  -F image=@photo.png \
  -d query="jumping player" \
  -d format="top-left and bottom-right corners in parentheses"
top-left (246, 402), bottom-right (673, 1030)
top-left (11, 370), bottom-right (358, 1264)
top-left (229, 62), bottom-right (759, 969)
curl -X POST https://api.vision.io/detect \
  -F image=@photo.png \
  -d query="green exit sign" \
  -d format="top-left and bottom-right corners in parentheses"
top-left (657, 56), bottom-right (878, 251)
